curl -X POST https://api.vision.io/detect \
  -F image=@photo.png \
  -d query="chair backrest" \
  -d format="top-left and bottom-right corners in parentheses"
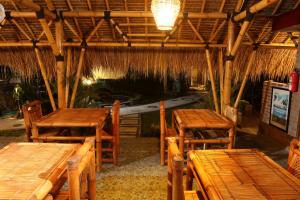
top-left (167, 137), bottom-right (184, 200)
top-left (160, 101), bottom-right (167, 137)
top-left (22, 100), bottom-right (43, 141)
top-left (223, 105), bottom-right (238, 125)
top-left (288, 139), bottom-right (300, 179)
top-left (112, 100), bottom-right (120, 137)
top-left (67, 137), bottom-right (96, 200)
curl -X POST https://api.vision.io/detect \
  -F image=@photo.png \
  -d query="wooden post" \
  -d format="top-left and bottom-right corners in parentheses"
top-left (70, 47), bottom-right (86, 108)
top-left (55, 18), bottom-right (66, 109)
top-left (205, 48), bottom-right (220, 114)
top-left (223, 16), bottom-right (235, 110)
top-left (234, 49), bottom-right (257, 108)
top-left (34, 47), bottom-right (56, 111)
top-left (172, 156), bottom-right (184, 200)
top-left (65, 47), bottom-right (71, 107)
top-left (218, 49), bottom-right (224, 112)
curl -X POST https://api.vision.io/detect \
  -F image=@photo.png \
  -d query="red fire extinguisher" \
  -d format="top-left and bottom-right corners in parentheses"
top-left (289, 70), bottom-right (299, 92)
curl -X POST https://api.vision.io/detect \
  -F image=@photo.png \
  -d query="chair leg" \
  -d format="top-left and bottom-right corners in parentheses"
top-left (113, 138), bottom-right (118, 165)
top-left (160, 136), bottom-right (165, 165)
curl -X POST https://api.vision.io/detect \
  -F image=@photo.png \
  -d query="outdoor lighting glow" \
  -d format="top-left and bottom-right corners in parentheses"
top-left (82, 77), bottom-right (94, 86)
top-left (151, 0), bottom-right (180, 30)
top-left (0, 4), bottom-right (5, 23)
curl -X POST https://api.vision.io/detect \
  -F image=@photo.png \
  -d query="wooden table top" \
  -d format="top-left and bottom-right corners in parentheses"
top-left (189, 149), bottom-right (300, 200)
top-left (0, 143), bottom-right (78, 200)
top-left (173, 109), bottom-right (233, 129)
top-left (33, 108), bottom-right (110, 127)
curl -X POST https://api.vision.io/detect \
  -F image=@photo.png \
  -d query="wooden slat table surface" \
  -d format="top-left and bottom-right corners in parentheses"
top-left (173, 109), bottom-right (233, 129)
top-left (0, 143), bottom-right (78, 200)
top-left (187, 149), bottom-right (300, 200)
top-left (33, 108), bottom-right (110, 127)
top-left (173, 109), bottom-right (235, 152)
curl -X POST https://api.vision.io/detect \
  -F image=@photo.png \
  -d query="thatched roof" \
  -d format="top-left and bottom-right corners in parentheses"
top-left (0, 0), bottom-right (299, 81)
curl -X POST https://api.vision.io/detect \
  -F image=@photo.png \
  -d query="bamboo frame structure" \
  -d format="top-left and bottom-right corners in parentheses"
top-left (205, 48), bottom-right (220, 113)
top-left (65, 48), bottom-right (71, 107)
top-left (70, 48), bottom-right (86, 108)
top-left (218, 49), bottom-right (224, 112)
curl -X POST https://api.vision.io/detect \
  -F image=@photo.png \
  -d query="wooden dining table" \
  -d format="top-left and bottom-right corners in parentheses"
top-left (186, 149), bottom-right (300, 200)
top-left (173, 109), bottom-right (234, 154)
top-left (32, 108), bottom-right (110, 171)
top-left (0, 142), bottom-right (79, 200)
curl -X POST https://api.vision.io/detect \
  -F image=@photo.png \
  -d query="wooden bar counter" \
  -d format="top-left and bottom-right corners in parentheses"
top-left (0, 142), bottom-right (78, 200)
top-left (186, 149), bottom-right (300, 200)
top-left (31, 108), bottom-right (110, 171)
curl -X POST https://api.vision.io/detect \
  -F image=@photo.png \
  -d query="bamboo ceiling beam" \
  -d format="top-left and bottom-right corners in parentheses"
top-left (119, 23), bottom-right (156, 26)
top-left (44, 0), bottom-right (55, 11)
top-left (272, 0), bottom-right (283, 15)
top-left (256, 21), bottom-right (271, 43)
top-left (86, 0), bottom-right (99, 39)
top-left (10, 19), bottom-right (32, 40)
top-left (193, 0), bottom-right (206, 40)
top-left (12, 0), bottom-right (56, 19)
top-left (209, 0), bottom-right (226, 42)
top-left (163, 19), bottom-right (183, 43)
top-left (0, 34), bottom-right (6, 41)
top-left (144, 0), bottom-right (148, 38)
top-left (64, 19), bottom-right (82, 41)
top-left (245, 32), bottom-right (255, 43)
top-left (10, 1), bottom-right (35, 39)
top-left (235, 0), bottom-right (244, 12)
top-left (187, 19), bottom-right (204, 42)
top-left (34, 47), bottom-right (56, 111)
top-left (127, 33), bottom-right (166, 37)
top-left (233, 0), bottom-right (279, 22)
top-left (66, 0), bottom-right (83, 38)
top-left (86, 19), bottom-right (105, 42)
top-left (104, 0), bottom-right (116, 40)
top-left (231, 19), bottom-right (252, 56)
top-left (206, 48), bottom-right (220, 113)
top-left (209, 20), bottom-right (226, 42)
top-left (177, 0), bottom-right (187, 41)
top-left (62, 11), bottom-right (227, 19)
top-left (39, 18), bottom-right (60, 55)
top-left (110, 19), bottom-right (128, 42)
top-left (70, 47), bottom-right (86, 108)
top-left (123, 0), bottom-right (132, 36)
top-left (294, 0), bottom-right (300, 9)
top-left (234, 49), bottom-right (257, 109)
top-left (37, 20), bottom-right (53, 41)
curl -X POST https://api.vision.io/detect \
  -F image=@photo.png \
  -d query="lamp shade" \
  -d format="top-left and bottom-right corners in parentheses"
top-left (0, 4), bottom-right (5, 23)
top-left (151, 0), bottom-right (180, 30)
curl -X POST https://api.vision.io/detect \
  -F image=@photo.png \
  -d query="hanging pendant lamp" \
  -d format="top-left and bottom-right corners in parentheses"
top-left (0, 4), bottom-right (5, 23)
top-left (151, 0), bottom-right (180, 30)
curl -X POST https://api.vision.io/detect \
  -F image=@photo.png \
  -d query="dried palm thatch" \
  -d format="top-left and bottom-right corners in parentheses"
top-left (0, 46), bottom-right (297, 83)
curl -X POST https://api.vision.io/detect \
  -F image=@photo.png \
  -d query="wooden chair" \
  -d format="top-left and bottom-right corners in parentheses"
top-left (22, 100), bottom-right (62, 142)
top-left (100, 100), bottom-right (120, 165)
top-left (160, 101), bottom-right (178, 165)
top-left (288, 139), bottom-right (300, 179)
top-left (167, 137), bottom-right (198, 200)
top-left (55, 137), bottom-right (96, 200)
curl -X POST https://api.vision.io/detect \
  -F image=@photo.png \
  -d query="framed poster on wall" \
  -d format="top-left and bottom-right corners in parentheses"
top-left (270, 87), bottom-right (291, 131)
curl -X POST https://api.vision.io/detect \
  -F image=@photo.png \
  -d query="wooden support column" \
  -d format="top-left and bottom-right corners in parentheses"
top-left (65, 47), bottom-right (71, 107)
top-left (205, 47), bottom-right (220, 114)
top-left (234, 49), bottom-right (257, 108)
top-left (55, 17), bottom-right (66, 109)
top-left (70, 46), bottom-right (86, 108)
top-left (218, 49), bottom-right (224, 112)
top-left (34, 46), bottom-right (56, 111)
top-left (223, 17), bottom-right (235, 110)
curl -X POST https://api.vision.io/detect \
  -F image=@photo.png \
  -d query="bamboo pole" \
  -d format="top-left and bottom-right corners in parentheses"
top-left (34, 47), bottom-right (56, 111)
top-left (10, 19), bottom-right (32, 40)
top-left (37, 20), bottom-right (53, 41)
top-left (63, 19), bottom-right (82, 41)
top-left (234, 50), bottom-right (257, 108)
top-left (163, 19), bottom-right (183, 43)
top-left (209, 20), bottom-right (226, 42)
top-left (55, 19), bottom-right (66, 109)
top-left (205, 48), bottom-right (220, 114)
top-left (65, 48), bottom-right (71, 107)
top-left (218, 49), bottom-right (224, 112)
top-left (12, 0), bottom-right (56, 19)
top-left (233, 0), bottom-right (279, 22)
top-left (231, 20), bottom-right (251, 56)
top-left (70, 48), bottom-right (86, 108)
top-left (86, 19), bottom-right (105, 42)
top-left (223, 19), bottom-right (235, 110)
top-left (187, 19), bottom-right (204, 42)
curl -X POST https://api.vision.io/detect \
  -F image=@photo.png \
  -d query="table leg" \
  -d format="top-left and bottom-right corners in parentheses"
top-left (179, 126), bottom-right (184, 156)
top-left (32, 126), bottom-right (39, 142)
top-left (228, 127), bottom-right (235, 149)
top-left (186, 158), bottom-right (193, 190)
top-left (96, 127), bottom-right (102, 171)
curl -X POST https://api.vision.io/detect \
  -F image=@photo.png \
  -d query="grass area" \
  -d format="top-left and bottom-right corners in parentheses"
top-left (140, 101), bottom-right (208, 137)
top-left (0, 129), bottom-right (24, 136)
